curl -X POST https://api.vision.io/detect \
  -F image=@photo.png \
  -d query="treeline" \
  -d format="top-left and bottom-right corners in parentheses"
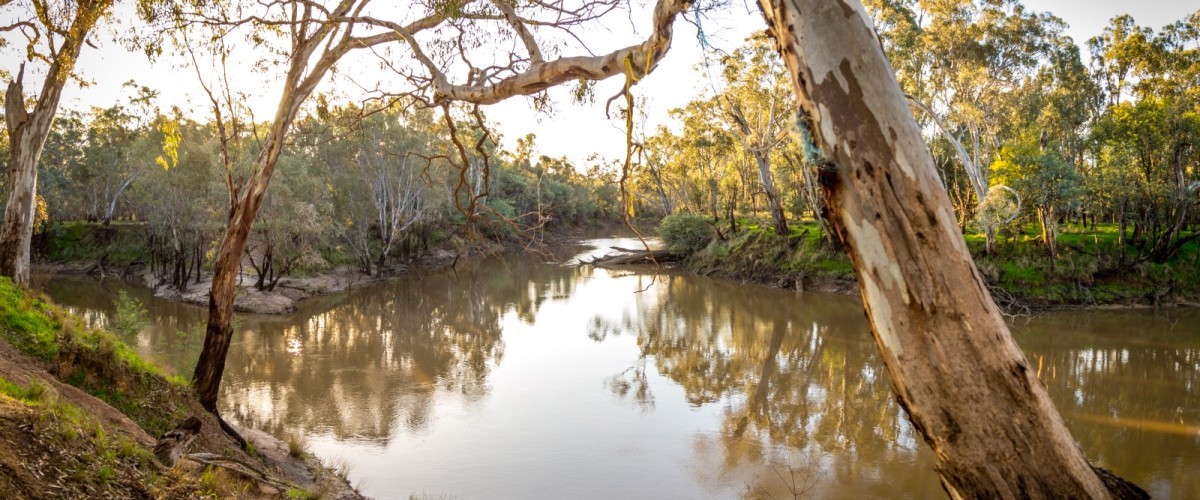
top-left (32, 94), bottom-right (620, 289)
top-left (631, 2), bottom-right (1199, 265)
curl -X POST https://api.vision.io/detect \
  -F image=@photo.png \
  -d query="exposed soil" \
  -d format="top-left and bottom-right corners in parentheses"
top-left (0, 395), bottom-right (155, 499)
top-left (0, 337), bottom-right (365, 498)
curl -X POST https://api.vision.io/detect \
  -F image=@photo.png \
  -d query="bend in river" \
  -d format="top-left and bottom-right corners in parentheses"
top-left (35, 237), bottom-right (1200, 499)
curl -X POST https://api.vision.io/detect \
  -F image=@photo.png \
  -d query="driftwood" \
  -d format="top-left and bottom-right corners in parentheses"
top-left (581, 246), bottom-right (680, 267)
top-left (184, 452), bottom-right (296, 492)
top-left (153, 416), bottom-right (202, 467)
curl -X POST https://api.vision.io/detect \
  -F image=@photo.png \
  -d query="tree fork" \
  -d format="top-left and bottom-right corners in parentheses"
top-left (757, 0), bottom-right (1145, 497)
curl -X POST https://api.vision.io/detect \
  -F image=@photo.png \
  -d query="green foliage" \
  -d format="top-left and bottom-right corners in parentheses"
top-left (0, 278), bottom-right (61, 359)
top-left (0, 378), bottom-right (48, 404)
top-left (111, 290), bottom-right (149, 339)
top-left (658, 213), bottom-right (714, 255)
top-left (684, 219), bottom-right (853, 284)
top-left (0, 277), bottom-right (191, 437)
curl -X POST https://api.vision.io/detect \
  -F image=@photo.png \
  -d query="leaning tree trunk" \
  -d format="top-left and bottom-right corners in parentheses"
top-left (758, 0), bottom-right (1144, 497)
top-left (753, 151), bottom-right (790, 236)
top-left (193, 129), bottom-right (288, 414)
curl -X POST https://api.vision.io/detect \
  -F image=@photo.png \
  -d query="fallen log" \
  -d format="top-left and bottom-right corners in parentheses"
top-left (584, 248), bottom-right (681, 267)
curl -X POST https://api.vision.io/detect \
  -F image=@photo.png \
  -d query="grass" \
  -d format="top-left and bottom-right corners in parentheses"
top-left (685, 219), bottom-right (854, 287)
top-left (680, 216), bottom-right (1200, 306)
top-left (287, 432), bottom-right (310, 458)
top-left (0, 277), bottom-right (192, 437)
top-left (0, 281), bottom-right (342, 498)
top-left (0, 376), bottom-right (155, 485)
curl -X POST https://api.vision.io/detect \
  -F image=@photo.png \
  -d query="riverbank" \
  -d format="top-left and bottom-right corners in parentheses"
top-left (676, 220), bottom-right (1200, 310)
top-left (0, 277), bottom-right (362, 498)
top-left (35, 234), bottom-right (498, 315)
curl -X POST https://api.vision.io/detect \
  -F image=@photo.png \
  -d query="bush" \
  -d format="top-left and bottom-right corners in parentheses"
top-left (659, 213), bottom-right (714, 255)
top-left (111, 290), bottom-right (149, 339)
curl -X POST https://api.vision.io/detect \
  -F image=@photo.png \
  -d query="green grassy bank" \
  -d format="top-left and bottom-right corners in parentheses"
top-left (0, 277), bottom-right (350, 498)
top-left (676, 217), bottom-right (1200, 308)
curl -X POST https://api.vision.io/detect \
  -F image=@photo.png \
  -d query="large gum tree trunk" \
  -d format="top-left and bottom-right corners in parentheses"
top-left (757, 0), bottom-right (1145, 497)
top-left (0, 106), bottom-right (42, 287)
top-left (0, 2), bottom-right (109, 288)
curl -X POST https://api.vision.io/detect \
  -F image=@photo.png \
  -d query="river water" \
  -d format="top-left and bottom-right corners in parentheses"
top-left (34, 237), bottom-right (1200, 499)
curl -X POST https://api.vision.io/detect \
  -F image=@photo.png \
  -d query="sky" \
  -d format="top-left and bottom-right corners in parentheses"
top-left (3, 0), bottom-right (1198, 167)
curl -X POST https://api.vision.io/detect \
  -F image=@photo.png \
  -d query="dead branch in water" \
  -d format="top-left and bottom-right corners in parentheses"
top-left (581, 247), bottom-right (681, 268)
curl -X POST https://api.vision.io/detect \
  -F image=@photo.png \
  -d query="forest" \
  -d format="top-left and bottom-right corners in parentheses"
top-left (0, 0), bottom-right (1196, 498)
top-left (20, 3), bottom-right (1200, 307)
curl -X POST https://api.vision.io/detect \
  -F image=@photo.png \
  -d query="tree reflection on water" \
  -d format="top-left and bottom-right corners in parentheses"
top-left (34, 253), bottom-right (1200, 499)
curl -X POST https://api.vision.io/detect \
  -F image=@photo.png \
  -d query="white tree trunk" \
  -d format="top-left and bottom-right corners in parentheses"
top-left (2, 75), bottom-right (61, 287)
top-left (758, 0), bottom-right (1143, 496)
top-left (0, 140), bottom-right (40, 287)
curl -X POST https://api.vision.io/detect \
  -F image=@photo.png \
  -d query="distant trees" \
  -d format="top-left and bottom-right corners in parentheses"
top-left (307, 104), bottom-right (442, 277)
top-left (633, 3), bottom-right (1198, 265)
top-left (1087, 12), bottom-right (1200, 263)
top-left (718, 35), bottom-right (794, 236)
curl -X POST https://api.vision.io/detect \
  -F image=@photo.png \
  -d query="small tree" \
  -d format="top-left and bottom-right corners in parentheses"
top-left (111, 290), bottom-right (149, 339)
top-left (993, 141), bottom-right (1082, 256)
top-left (658, 213), bottom-right (713, 255)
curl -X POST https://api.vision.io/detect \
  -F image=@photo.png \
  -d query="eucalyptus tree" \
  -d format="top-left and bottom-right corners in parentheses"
top-left (1138, 13), bottom-right (1200, 262)
top-left (1088, 12), bottom-right (1200, 262)
top-left (34, 109), bottom-right (86, 221)
top-left (992, 140), bottom-right (1082, 256)
top-left (318, 104), bottom-right (440, 276)
top-left (151, 0), bottom-right (1148, 493)
top-left (884, 0), bottom-right (1065, 254)
top-left (1087, 15), bottom-right (1153, 108)
top-left (671, 99), bottom-right (738, 221)
top-left (153, 0), bottom-right (699, 426)
top-left (130, 117), bottom-right (223, 291)
top-left (0, 0), bottom-right (115, 286)
top-left (758, 0), bottom-right (1144, 495)
top-left (244, 155), bottom-right (331, 291)
top-left (77, 88), bottom-right (166, 224)
top-left (717, 34), bottom-right (793, 235)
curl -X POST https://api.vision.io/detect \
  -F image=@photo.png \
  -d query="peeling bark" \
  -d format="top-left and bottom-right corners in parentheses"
top-left (1, 2), bottom-right (111, 287)
top-left (407, 0), bottom-right (691, 105)
top-left (757, 0), bottom-right (1144, 497)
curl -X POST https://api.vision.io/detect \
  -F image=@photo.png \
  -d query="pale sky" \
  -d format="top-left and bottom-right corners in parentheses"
top-left (4, 0), bottom-right (1198, 167)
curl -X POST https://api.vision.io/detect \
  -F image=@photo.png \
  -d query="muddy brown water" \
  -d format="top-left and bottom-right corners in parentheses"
top-left (35, 237), bottom-right (1200, 499)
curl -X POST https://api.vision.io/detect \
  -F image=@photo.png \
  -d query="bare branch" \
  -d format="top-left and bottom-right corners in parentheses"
top-left (492, 0), bottom-right (544, 64)
top-left (405, 0), bottom-right (692, 105)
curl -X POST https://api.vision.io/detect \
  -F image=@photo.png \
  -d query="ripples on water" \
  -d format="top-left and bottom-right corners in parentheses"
top-left (35, 237), bottom-right (1200, 499)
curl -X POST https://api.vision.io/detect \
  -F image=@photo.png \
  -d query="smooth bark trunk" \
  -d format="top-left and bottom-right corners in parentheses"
top-left (758, 0), bottom-right (1144, 497)
top-left (0, 138), bottom-right (39, 287)
top-left (0, 2), bottom-right (109, 287)
top-left (191, 1), bottom-right (377, 416)
top-left (193, 146), bottom-right (281, 412)
top-left (753, 151), bottom-right (790, 236)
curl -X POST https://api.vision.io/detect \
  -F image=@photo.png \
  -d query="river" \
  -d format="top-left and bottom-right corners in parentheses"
top-left (34, 237), bottom-right (1200, 499)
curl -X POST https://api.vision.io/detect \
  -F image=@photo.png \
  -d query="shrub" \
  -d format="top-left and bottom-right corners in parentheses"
top-left (658, 213), bottom-right (714, 256)
top-left (111, 290), bottom-right (149, 339)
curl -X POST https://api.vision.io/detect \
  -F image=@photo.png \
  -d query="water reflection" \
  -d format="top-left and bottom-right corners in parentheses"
top-left (592, 274), bottom-right (940, 497)
top-left (34, 242), bottom-right (1200, 499)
